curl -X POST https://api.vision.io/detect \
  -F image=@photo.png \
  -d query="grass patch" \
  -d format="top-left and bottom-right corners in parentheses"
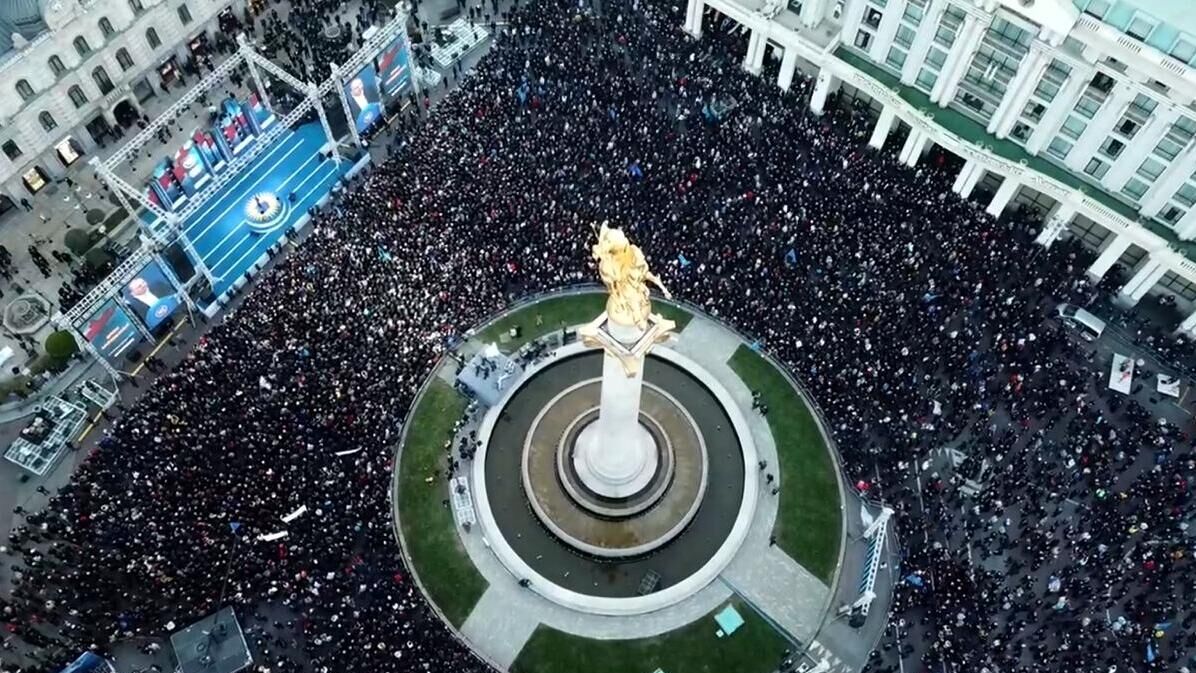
top-left (511, 600), bottom-right (791, 673)
top-left (475, 292), bottom-right (693, 352)
top-left (729, 346), bottom-right (841, 583)
top-left (397, 378), bottom-right (488, 626)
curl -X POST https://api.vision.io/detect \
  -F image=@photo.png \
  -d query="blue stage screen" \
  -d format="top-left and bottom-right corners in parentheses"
top-left (344, 65), bottom-right (384, 133)
top-left (82, 299), bottom-right (142, 368)
top-left (121, 259), bottom-right (183, 331)
top-left (376, 35), bottom-right (412, 98)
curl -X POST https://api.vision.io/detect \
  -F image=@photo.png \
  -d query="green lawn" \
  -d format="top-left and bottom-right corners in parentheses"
top-left (729, 346), bottom-right (842, 583)
top-left (476, 292), bottom-right (693, 352)
top-left (511, 600), bottom-right (791, 673)
top-left (396, 378), bottom-right (488, 627)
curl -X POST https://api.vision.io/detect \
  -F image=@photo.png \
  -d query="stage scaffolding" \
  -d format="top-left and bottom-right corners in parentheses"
top-left (60, 7), bottom-right (414, 383)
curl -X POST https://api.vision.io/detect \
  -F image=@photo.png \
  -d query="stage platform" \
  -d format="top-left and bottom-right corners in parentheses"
top-left (143, 122), bottom-right (355, 299)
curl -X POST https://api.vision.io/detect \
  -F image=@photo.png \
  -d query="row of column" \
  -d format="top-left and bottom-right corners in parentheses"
top-left (683, 6), bottom-right (1196, 337)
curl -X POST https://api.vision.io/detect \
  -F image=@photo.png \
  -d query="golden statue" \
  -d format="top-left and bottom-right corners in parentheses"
top-left (591, 223), bottom-right (671, 330)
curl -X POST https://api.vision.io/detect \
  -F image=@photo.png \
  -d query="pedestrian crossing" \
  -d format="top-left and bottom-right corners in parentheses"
top-left (801, 640), bottom-right (851, 673)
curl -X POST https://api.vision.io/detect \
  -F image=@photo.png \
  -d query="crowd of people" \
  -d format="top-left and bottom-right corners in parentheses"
top-left (2, 0), bottom-right (1196, 672)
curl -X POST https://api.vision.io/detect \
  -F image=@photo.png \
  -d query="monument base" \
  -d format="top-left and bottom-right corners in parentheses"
top-left (572, 420), bottom-right (658, 499)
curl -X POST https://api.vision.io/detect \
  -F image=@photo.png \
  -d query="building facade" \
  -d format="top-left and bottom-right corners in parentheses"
top-left (0, 0), bottom-right (235, 217)
top-left (684, 0), bottom-right (1196, 335)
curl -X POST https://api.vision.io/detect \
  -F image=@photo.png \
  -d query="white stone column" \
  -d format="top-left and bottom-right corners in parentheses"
top-left (840, 0), bottom-right (868, 46)
top-left (899, 129), bottom-right (928, 166)
top-left (778, 46), bottom-right (799, 91)
top-left (574, 320), bottom-right (657, 498)
top-left (870, 106), bottom-right (896, 149)
top-left (1116, 257), bottom-right (1167, 306)
top-left (1101, 106), bottom-right (1181, 192)
top-left (1177, 310), bottom-right (1196, 338)
top-left (1087, 234), bottom-right (1132, 280)
top-left (985, 177), bottom-right (1019, 217)
top-left (810, 67), bottom-right (836, 115)
top-left (1034, 203), bottom-right (1076, 247)
top-left (988, 42), bottom-right (1051, 137)
top-left (684, 0), bottom-right (704, 38)
top-left (1025, 65), bottom-right (1093, 155)
top-left (901, 0), bottom-right (945, 85)
top-left (930, 13), bottom-right (982, 106)
top-left (952, 159), bottom-right (984, 197)
top-left (1139, 144), bottom-right (1196, 217)
top-left (744, 28), bottom-right (766, 75)
top-left (868, 0), bottom-right (907, 63)
top-left (800, 0), bottom-right (830, 28)
top-left (1063, 82), bottom-right (1136, 173)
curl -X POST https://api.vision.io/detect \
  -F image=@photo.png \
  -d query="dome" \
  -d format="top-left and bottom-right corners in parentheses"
top-left (0, 0), bottom-right (49, 55)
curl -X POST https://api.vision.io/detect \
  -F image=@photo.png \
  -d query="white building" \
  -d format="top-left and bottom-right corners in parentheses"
top-left (683, 0), bottom-right (1196, 336)
top-left (0, 0), bottom-right (235, 217)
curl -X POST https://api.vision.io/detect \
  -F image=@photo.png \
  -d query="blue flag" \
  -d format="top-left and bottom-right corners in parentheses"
top-left (784, 248), bottom-right (798, 267)
top-left (749, 340), bottom-right (762, 352)
top-left (678, 253), bottom-right (691, 268)
top-left (1145, 642), bottom-right (1156, 663)
top-left (229, 522), bottom-right (242, 534)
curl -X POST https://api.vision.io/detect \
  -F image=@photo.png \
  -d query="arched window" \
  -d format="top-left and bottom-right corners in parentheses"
top-left (177, 4), bottom-right (192, 24)
top-left (128, 0), bottom-right (144, 13)
top-left (48, 55), bottom-right (65, 77)
top-left (92, 66), bottom-right (114, 94)
top-left (16, 79), bottom-right (34, 102)
top-left (116, 48), bottom-right (134, 71)
top-left (68, 85), bottom-right (88, 108)
top-left (146, 27), bottom-right (160, 49)
top-left (99, 17), bottom-right (115, 37)
top-left (73, 36), bottom-right (91, 57)
top-left (39, 112), bottom-right (57, 132)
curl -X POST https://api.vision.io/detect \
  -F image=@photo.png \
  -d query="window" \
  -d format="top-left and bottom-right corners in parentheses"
top-left (1121, 178), bottom-right (1149, 201)
top-left (1137, 157), bottom-right (1165, 181)
top-left (1172, 37), bottom-right (1196, 65)
top-left (146, 27), bottom-right (161, 49)
top-left (178, 3), bottom-right (192, 24)
top-left (2, 140), bottom-right (21, 161)
top-left (1084, 158), bottom-right (1109, 179)
top-left (1126, 14), bottom-right (1156, 42)
top-left (15, 79), bottom-right (34, 101)
top-left (1083, 0), bottom-right (1111, 19)
top-left (129, 0), bottom-right (144, 13)
top-left (1023, 101), bottom-right (1046, 122)
top-left (116, 48), bottom-right (134, 71)
top-left (1099, 137), bottom-right (1125, 159)
top-left (68, 85), bottom-right (88, 108)
top-left (1060, 117), bottom-right (1086, 140)
top-left (99, 17), bottom-right (115, 38)
top-left (92, 66), bottom-right (114, 95)
top-left (38, 111), bottom-right (57, 132)
top-left (1175, 183), bottom-right (1196, 208)
top-left (854, 30), bottom-right (872, 49)
top-left (1047, 137), bottom-right (1072, 159)
top-left (1160, 205), bottom-right (1183, 224)
top-left (788, 0), bottom-right (803, 13)
top-left (48, 55), bottom-right (65, 76)
top-left (73, 36), bottom-right (91, 57)
top-left (864, 8), bottom-right (882, 29)
top-left (1091, 71), bottom-right (1115, 93)
top-left (886, 47), bottom-right (907, 70)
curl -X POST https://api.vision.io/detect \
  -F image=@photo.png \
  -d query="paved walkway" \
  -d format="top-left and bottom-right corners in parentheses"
top-left (673, 317), bottom-right (831, 645)
top-left (453, 314), bottom-right (840, 669)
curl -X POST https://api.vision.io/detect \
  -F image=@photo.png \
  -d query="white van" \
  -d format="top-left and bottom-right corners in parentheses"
top-left (1056, 303), bottom-right (1106, 342)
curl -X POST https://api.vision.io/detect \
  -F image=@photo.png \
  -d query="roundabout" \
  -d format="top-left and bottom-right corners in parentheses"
top-left (393, 226), bottom-right (853, 673)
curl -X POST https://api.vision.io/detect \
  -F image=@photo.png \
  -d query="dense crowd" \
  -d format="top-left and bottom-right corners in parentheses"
top-left (3, 0), bottom-right (1196, 672)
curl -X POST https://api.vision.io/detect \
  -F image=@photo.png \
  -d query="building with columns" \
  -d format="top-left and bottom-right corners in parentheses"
top-left (683, 0), bottom-right (1196, 336)
top-left (0, 0), bottom-right (235, 217)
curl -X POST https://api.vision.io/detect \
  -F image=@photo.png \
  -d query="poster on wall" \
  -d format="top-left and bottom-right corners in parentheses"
top-left (376, 35), bottom-right (412, 98)
top-left (344, 65), bottom-right (383, 133)
top-left (121, 260), bottom-right (182, 331)
top-left (81, 298), bottom-right (143, 368)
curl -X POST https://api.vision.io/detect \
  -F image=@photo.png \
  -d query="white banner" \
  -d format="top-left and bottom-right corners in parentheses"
top-left (281, 505), bottom-right (307, 523)
top-left (257, 531), bottom-right (288, 542)
top-left (1157, 374), bottom-right (1181, 399)
top-left (1109, 354), bottom-right (1133, 395)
